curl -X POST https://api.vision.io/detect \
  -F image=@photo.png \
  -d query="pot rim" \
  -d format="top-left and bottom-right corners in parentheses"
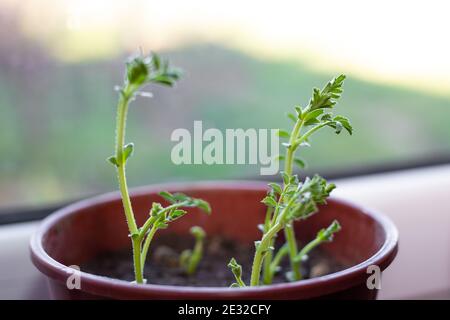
top-left (30, 181), bottom-right (399, 299)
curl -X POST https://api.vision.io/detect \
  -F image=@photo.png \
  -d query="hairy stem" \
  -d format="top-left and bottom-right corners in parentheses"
top-left (262, 207), bottom-right (274, 284)
top-left (250, 224), bottom-right (282, 286)
top-left (262, 237), bottom-right (275, 284)
top-left (114, 86), bottom-right (142, 283)
top-left (284, 226), bottom-right (301, 280)
top-left (140, 224), bottom-right (159, 271)
top-left (283, 118), bottom-right (304, 281)
top-left (295, 237), bottom-right (322, 265)
top-left (132, 239), bottom-right (144, 283)
top-left (186, 237), bottom-right (204, 275)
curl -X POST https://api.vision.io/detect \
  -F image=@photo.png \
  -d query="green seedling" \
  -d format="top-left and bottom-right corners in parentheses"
top-left (229, 75), bottom-right (352, 286)
top-left (108, 52), bottom-right (211, 284)
top-left (180, 226), bottom-right (206, 275)
top-left (228, 258), bottom-right (246, 288)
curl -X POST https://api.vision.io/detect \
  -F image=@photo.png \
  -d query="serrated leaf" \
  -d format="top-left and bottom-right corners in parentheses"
top-left (261, 195), bottom-right (277, 207)
top-left (172, 192), bottom-right (189, 201)
top-left (281, 172), bottom-right (290, 185)
top-left (334, 115), bottom-right (353, 135)
top-left (268, 183), bottom-right (282, 195)
top-left (169, 209), bottom-right (187, 221)
top-left (159, 191), bottom-right (175, 203)
top-left (193, 199), bottom-right (211, 214)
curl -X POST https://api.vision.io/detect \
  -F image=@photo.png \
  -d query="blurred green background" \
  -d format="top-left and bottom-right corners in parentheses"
top-left (1, 0), bottom-right (449, 208)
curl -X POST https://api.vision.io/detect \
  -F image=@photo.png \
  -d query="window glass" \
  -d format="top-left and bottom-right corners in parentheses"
top-left (1, 0), bottom-right (449, 209)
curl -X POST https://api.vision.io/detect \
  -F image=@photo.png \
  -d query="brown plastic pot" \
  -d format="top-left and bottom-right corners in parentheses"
top-left (30, 181), bottom-right (398, 299)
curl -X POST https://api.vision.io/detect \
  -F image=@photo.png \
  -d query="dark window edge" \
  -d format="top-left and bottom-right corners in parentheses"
top-left (1, 154), bottom-right (449, 225)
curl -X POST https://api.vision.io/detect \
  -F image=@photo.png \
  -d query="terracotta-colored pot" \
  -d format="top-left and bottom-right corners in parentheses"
top-left (30, 181), bottom-right (398, 299)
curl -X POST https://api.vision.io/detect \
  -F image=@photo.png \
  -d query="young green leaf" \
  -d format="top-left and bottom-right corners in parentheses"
top-left (159, 191), bottom-right (176, 203)
top-left (192, 199), bottom-right (211, 214)
top-left (168, 209), bottom-right (187, 221)
top-left (333, 115), bottom-right (353, 135)
top-left (308, 74), bottom-right (346, 111)
top-left (107, 156), bottom-right (119, 167)
top-left (293, 158), bottom-right (306, 169)
top-left (228, 258), bottom-right (246, 287)
top-left (287, 113), bottom-right (297, 123)
top-left (277, 129), bottom-right (290, 138)
top-left (281, 171), bottom-right (290, 185)
top-left (123, 143), bottom-right (134, 162)
top-left (268, 183), bottom-right (283, 196)
top-left (261, 195), bottom-right (277, 207)
top-left (126, 56), bottom-right (149, 86)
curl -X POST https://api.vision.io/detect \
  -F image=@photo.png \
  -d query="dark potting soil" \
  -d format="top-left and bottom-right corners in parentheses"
top-left (82, 234), bottom-right (344, 287)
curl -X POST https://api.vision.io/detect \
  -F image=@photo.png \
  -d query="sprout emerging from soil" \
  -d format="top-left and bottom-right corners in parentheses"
top-left (180, 226), bottom-right (206, 276)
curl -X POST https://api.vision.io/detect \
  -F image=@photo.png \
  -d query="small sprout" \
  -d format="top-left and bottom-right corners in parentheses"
top-left (294, 220), bottom-right (341, 264)
top-left (158, 191), bottom-right (211, 214)
top-left (228, 258), bottom-right (246, 287)
top-left (180, 226), bottom-right (206, 276)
